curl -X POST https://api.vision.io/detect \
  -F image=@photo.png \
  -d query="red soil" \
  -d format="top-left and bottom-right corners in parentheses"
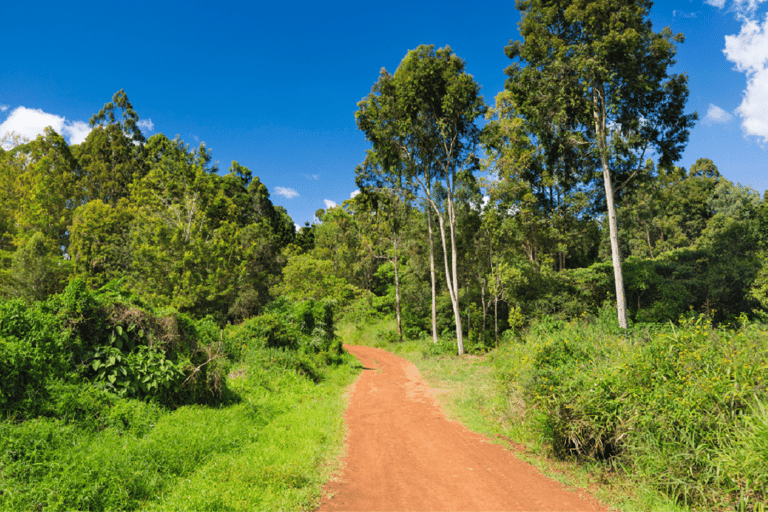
top-left (317, 344), bottom-right (612, 512)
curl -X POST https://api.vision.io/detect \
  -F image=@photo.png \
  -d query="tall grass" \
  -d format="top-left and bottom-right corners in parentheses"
top-left (492, 309), bottom-right (768, 511)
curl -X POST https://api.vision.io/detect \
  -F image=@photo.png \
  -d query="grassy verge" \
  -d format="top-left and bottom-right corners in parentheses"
top-left (144, 354), bottom-right (359, 511)
top-left (338, 317), bottom-right (689, 512)
top-left (0, 354), bottom-right (359, 512)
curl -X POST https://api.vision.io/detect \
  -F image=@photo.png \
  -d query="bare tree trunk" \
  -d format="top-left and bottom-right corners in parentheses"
top-left (594, 84), bottom-right (628, 329)
top-left (434, 201), bottom-right (464, 354)
top-left (393, 253), bottom-right (402, 339)
top-left (494, 292), bottom-right (499, 348)
top-left (490, 239), bottom-right (500, 348)
top-left (481, 283), bottom-right (487, 346)
top-left (427, 207), bottom-right (438, 343)
top-left (447, 195), bottom-right (464, 354)
top-left (645, 225), bottom-right (654, 259)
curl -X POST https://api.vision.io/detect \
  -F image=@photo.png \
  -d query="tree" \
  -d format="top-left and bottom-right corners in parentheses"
top-left (70, 199), bottom-right (136, 287)
top-left (273, 253), bottom-right (358, 307)
top-left (74, 90), bottom-right (148, 206)
top-left (353, 160), bottom-right (414, 338)
top-left (14, 128), bottom-right (79, 251)
top-left (7, 232), bottom-right (69, 301)
top-left (356, 45), bottom-right (486, 353)
top-left (129, 135), bottom-right (243, 319)
top-left (505, 0), bottom-right (696, 328)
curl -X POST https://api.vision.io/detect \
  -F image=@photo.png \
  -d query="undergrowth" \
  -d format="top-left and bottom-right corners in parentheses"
top-left (493, 308), bottom-right (768, 510)
top-left (0, 288), bottom-right (358, 511)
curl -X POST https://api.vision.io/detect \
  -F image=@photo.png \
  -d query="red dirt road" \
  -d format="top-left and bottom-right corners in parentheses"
top-left (317, 345), bottom-right (611, 512)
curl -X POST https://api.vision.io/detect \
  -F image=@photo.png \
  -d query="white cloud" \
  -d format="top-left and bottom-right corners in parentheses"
top-left (323, 199), bottom-right (337, 209)
top-left (673, 10), bottom-right (700, 18)
top-left (705, 0), bottom-right (726, 8)
top-left (274, 186), bottom-right (299, 199)
top-left (0, 105), bottom-right (8, 112)
top-left (0, 106), bottom-right (92, 146)
top-left (294, 223), bottom-right (301, 232)
top-left (704, 103), bottom-right (735, 123)
top-left (732, 0), bottom-right (768, 15)
top-left (304, 174), bottom-right (320, 180)
top-left (62, 121), bottom-right (91, 144)
top-left (350, 190), bottom-right (361, 198)
top-left (137, 118), bottom-right (155, 132)
top-left (724, 12), bottom-right (768, 143)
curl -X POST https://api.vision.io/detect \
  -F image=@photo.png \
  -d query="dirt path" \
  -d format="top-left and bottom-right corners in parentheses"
top-left (317, 345), bottom-right (611, 512)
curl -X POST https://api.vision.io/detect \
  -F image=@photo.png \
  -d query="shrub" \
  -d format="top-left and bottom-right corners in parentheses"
top-left (493, 313), bottom-right (768, 509)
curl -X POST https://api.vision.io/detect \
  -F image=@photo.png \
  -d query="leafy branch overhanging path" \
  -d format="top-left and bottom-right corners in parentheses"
top-left (318, 345), bottom-right (610, 512)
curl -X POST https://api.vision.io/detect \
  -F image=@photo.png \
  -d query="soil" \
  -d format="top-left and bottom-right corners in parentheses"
top-left (317, 345), bottom-right (612, 512)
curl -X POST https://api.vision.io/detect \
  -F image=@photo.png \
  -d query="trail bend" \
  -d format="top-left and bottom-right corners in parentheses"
top-left (317, 345), bottom-right (611, 512)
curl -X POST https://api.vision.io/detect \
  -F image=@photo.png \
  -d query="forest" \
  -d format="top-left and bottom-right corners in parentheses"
top-left (1, 0), bottom-right (767, 510)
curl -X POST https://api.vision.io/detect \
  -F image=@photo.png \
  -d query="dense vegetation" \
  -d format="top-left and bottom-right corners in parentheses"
top-left (0, 280), bottom-right (353, 510)
top-left (1, 0), bottom-right (766, 510)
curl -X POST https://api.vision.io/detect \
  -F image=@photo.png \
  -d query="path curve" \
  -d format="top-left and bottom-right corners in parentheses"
top-left (317, 345), bottom-right (611, 512)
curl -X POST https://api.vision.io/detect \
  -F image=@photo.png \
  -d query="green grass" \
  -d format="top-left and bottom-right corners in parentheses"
top-left (0, 353), bottom-right (360, 511)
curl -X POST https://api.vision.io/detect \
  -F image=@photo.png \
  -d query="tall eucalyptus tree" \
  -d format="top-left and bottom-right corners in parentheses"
top-left (504, 0), bottom-right (697, 328)
top-left (356, 45), bottom-right (486, 353)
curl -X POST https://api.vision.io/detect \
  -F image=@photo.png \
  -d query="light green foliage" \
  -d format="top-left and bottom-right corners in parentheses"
top-left (313, 204), bottom-right (377, 291)
top-left (708, 179), bottom-right (761, 220)
top-left (70, 199), bottom-right (136, 287)
top-left (225, 297), bottom-right (343, 381)
top-left (274, 253), bottom-right (360, 310)
top-left (0, 360), bottom-right (357, 511)
top-left (4, 129), bottom-right (79, 250)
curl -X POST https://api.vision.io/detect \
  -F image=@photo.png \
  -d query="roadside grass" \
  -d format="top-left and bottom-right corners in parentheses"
top-left (0, 353), bottom-right (359, 512)
top-left (338, 317), bottom-right (687, 512)
top-left (145, 355), bottom-right (359, 511)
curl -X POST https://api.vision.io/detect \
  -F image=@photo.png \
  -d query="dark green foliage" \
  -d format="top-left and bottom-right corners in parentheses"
top-left (0, 279), bottom-right (229, 420)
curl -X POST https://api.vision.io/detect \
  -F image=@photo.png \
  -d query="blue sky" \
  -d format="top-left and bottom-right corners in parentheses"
top-left (1, 0), bottom-right (766, 226)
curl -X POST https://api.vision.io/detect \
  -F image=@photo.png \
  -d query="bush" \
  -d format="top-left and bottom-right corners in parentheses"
top-left (222, 297), bottom-right (345, 384)
top-left (0, 279), bottom-right (231, 419)
top-left (493, 314), bottom-right (768, 509)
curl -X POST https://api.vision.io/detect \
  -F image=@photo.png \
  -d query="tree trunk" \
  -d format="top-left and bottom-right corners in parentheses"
top-left (447, 194), bottom-right (464, 354)
top-left (427, 207), bottom-right (438, 343)
top-left (593, 84), bottom-right (628, 330)
top-left (494, 292), bottom-right (499, 349)
top-left (393, 253), bottom-right (402, 339)
top-left (434, 201), bottom-right (464, 354)
top-left (481, 283), bottom-right (487, 346)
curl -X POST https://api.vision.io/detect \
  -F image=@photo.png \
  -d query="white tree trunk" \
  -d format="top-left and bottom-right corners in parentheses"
top-left (447, 195), bottom-right (464, 354)
top-left (427, 206), bottom-right (438, 344)
top-left (392, 251), bottom-right (402, 339)
top-left (594, 84), bottom-right (629, 330)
